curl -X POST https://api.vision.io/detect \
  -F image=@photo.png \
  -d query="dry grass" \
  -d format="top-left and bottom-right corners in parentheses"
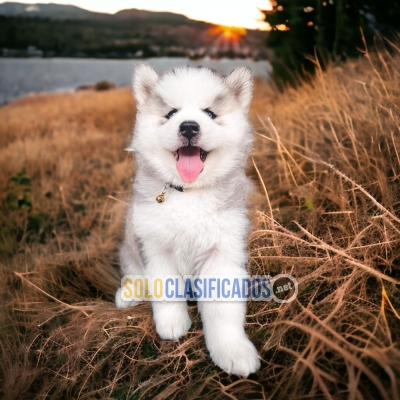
top-left (1, 45), bottom-right (400, 399)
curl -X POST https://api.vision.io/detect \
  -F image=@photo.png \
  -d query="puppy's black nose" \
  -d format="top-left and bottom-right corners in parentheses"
top-left (179, 121), bottom-right (200, 141)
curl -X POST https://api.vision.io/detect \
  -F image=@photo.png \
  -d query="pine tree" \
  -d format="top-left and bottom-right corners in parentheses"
top-left (263, 0), bottom-right (400, 87)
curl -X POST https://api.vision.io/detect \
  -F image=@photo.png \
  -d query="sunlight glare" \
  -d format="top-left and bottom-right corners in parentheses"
top-left (208, 25), bottom-right (247, 42)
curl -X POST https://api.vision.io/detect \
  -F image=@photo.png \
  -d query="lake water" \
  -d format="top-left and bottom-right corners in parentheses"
top-left (0, 57), bottom-right (272, 104)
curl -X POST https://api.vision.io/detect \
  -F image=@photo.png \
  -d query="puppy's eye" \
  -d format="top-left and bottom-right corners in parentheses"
top-left (203, 108), bottom-right (217, 119)
top-left (165, 109), bottom-right (178, 119)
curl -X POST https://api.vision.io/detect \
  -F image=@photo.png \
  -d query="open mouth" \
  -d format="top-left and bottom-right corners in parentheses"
top-left (173, 146), bottom-right (209, 183)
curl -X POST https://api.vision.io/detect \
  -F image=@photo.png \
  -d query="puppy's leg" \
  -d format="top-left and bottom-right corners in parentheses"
top-left (148, 254), bottom-right (192, 340)
top-left (199, 254), bottom-right (260, 377)
top-left (115, 243), bottom-right (143, 309)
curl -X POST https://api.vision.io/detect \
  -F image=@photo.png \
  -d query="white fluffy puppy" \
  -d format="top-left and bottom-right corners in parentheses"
top-left (116, 64), bottom-right (260, 377)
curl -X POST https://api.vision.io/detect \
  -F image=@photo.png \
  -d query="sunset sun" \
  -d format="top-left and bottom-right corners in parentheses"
top-left (208, 26), bottom-right (247, 43)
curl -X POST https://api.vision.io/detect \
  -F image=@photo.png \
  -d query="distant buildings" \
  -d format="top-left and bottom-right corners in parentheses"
top-left (2, 46), bottom-right (43, 57)
top-left (1, 45), bottom-right (270, 60)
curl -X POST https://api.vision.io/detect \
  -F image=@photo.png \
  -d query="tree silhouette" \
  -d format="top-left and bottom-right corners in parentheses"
top-left (263, 0), bottom-right (400, 87)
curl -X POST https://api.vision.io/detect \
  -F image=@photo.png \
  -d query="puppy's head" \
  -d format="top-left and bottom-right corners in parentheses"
top-left (131, 65), bottom-right (253, 187)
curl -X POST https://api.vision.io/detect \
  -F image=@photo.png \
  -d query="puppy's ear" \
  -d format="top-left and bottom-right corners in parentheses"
top-left (224, 67), bottom-right (253, 112)
top-left (132, 64), bottom-right (159, 106)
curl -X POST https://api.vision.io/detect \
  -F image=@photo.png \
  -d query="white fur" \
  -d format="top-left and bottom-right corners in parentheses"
top-left (116, 65), bottom-right (260, 377)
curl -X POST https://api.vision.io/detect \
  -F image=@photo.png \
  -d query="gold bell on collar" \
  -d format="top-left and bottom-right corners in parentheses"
top-left (156, 194), bottom-right (165, 203)
top-left (156, 183), bottom-right (169, 203)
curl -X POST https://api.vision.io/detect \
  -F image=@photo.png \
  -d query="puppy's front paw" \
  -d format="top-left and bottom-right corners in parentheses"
top-left (209, 336), bottom-right (260, 377)
top-left (115, 288), bottom-right (139, 309)
top-left (155, 309), bottom-right (192, 340)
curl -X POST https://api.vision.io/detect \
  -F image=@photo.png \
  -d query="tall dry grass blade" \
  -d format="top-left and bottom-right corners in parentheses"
top-left (14, 272), bottom-right (90, 317)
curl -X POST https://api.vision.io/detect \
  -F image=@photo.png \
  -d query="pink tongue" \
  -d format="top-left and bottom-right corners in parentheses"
top-left (176, 147), bottom-right (204, 183)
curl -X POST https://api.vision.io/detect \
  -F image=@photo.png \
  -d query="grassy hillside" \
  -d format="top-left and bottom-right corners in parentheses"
top-left (0, 45), bottom-right (400, 399)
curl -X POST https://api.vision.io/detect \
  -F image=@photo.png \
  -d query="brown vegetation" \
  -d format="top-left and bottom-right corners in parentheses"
top-left (1, 44), bottom-right (400, 399)
top-left (77, 80), bottom-right (117, 92)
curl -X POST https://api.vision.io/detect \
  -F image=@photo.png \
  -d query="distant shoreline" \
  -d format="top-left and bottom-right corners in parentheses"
top-left (0, 57), bottom-right (272, 105)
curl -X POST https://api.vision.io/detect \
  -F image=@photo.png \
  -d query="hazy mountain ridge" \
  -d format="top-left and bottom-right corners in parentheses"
top-left (0, 2), bottom-right (199, 24)
top-left (0, 2), bottom-right (108, 19)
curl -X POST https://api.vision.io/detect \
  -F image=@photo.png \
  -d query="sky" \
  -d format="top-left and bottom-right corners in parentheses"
top-left (4, 0), bottom-right (272, 30)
